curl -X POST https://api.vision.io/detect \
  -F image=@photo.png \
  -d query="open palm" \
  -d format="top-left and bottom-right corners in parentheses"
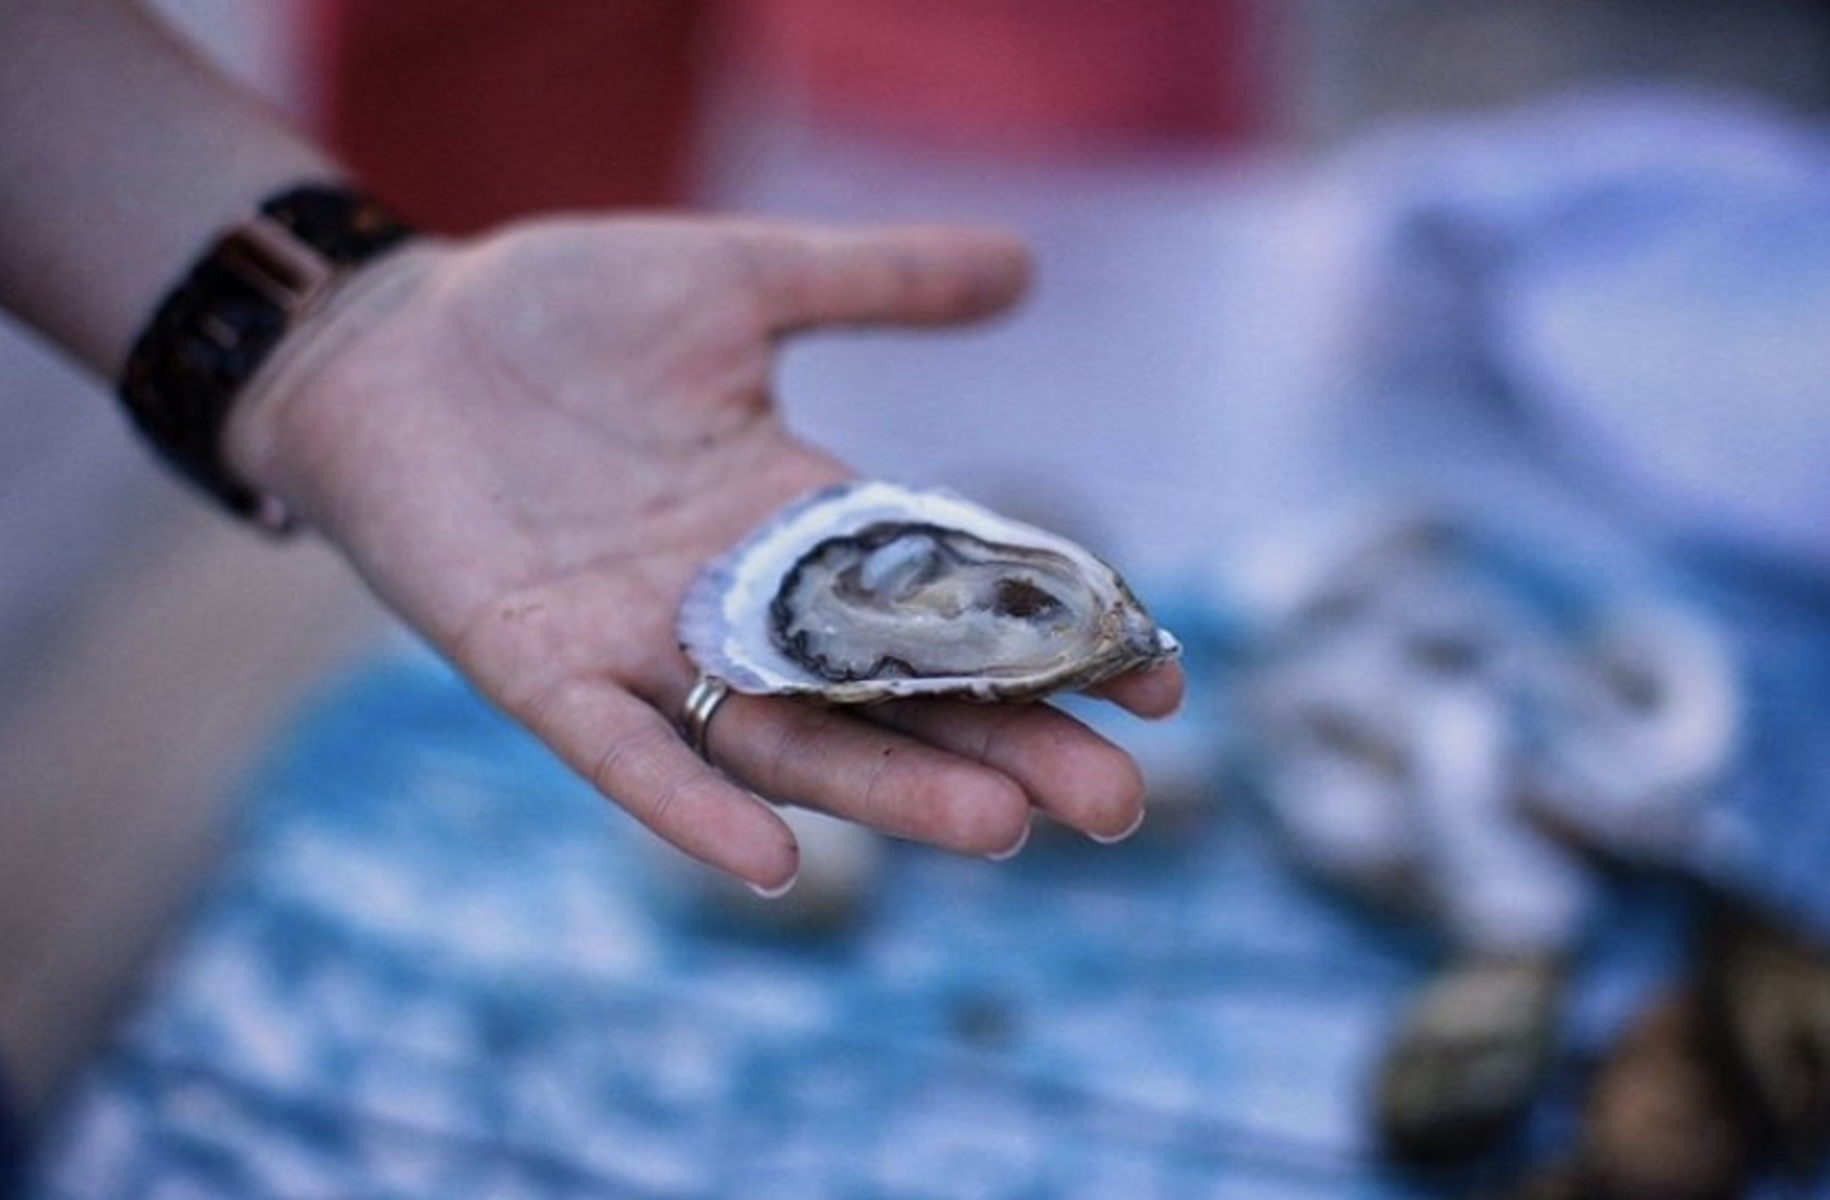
top-left (228, 215), bottom-right (1184, 892)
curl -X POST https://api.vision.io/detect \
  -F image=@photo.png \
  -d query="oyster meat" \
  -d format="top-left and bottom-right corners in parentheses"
top-left (678, 481), bottom-right (1179, 703)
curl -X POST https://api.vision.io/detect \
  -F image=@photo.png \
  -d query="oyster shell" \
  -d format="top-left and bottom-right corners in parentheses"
top-left (678, 481), bottom-right (1179, 703)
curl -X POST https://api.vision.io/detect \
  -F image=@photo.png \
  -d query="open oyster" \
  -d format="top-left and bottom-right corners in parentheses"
top-left (678, 481), bottom-right (1179, 703)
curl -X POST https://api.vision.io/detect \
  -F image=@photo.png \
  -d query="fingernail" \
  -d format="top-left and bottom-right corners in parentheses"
top-left (748, 870), bottom-right (799, 900)
top-left (987, 820), bottom-right (1031, 862)
top-left (1089, 807), bottom-right (1146, 846)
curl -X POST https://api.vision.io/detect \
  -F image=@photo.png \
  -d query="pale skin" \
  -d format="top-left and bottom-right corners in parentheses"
top-left (1, 0), bottom-right (1184, 894)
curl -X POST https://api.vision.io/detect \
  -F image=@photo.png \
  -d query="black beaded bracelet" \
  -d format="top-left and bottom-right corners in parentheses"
top-left (118, 183), bottom-right (415, 531)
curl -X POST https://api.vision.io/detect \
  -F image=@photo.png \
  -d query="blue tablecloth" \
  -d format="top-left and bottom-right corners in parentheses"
top-left (26, 639), bottom-right (1524, 1200)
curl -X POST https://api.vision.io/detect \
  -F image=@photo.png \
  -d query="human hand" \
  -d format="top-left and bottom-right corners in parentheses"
top-left (226, 215), bottom-right (1185, 893)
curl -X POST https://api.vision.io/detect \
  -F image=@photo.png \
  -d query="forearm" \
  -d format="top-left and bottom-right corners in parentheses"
top-left (0, 0), bottom-right (342, 377)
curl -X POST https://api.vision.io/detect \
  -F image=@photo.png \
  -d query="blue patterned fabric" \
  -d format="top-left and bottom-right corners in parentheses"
top-left (24, 637), bottom-right (1506, 1199)
top-left (18, 596), bottom-right (1830, 1197)
top-left (1676, 550), bottom-right (1830, 946)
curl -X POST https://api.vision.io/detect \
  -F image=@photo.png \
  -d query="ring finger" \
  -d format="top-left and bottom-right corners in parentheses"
top-left (862, 697), bottom-right (1147, 843)
top-left (694, 689), bottom-right (1034, 859)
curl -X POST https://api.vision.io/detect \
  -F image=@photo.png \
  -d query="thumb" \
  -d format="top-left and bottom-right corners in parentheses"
top-left (738, 223), bottom-right (1032, 336)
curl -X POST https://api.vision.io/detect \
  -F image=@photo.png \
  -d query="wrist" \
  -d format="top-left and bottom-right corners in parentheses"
top-left (220, 237), bottom-right (443, 529)
top-left (117, 183), bottom-right (417, 532)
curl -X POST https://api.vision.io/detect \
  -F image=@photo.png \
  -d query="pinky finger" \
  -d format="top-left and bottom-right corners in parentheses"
top-left (527, 680), bottom-right (802, 892)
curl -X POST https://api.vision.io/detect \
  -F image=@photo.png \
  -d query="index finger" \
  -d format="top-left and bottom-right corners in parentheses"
top-left (1090, 660), bottom-right (1187, 719)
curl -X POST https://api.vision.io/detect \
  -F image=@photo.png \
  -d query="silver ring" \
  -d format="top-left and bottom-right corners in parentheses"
top-left (681, 674), bottom-right (733, 760)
